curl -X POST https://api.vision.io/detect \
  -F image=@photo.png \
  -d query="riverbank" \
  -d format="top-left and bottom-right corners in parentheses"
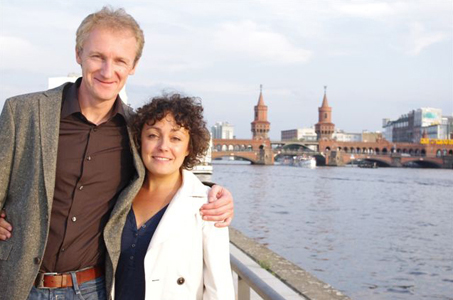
top-left (230, 227), bottom-right (350, 300)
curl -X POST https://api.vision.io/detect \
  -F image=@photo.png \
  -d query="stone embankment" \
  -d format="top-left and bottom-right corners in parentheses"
top-left (230, 228), bottom-right (351, 300)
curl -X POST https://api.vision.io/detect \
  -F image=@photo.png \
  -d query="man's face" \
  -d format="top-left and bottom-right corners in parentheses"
top-left (76, 27), bottom-right (138, 104)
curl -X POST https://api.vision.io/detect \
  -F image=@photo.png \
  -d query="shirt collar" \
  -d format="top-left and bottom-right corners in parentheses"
top-left (61, 77), bottom-right (127, 120)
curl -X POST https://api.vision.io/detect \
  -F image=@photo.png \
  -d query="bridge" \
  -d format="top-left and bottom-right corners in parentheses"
top-left (318, 138), bottom-right (453, 168)
top-left (212, 138), bottom-right (274, 164)
top-left (212, 138), bottom-right (453, 168)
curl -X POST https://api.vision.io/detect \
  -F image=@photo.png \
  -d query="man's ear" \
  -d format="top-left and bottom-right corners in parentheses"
top-left (129, 59), bottom-right (139, 75)
top-left (76, 48), bottom-right (82, 65)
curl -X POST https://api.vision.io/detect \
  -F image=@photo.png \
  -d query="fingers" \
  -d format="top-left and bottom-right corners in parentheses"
top-left (214, 215), bottom-right (233, 228)
top-left (0, 210), bottom-right (12, 241)
top-left (200, 207), bottom-right (233, 221)
top-left (207, 184), bottom-right (223, 203)
top-left (201, 196), bottom-right (231, 211)
top-left (0, 224), bottom-right (12, 240)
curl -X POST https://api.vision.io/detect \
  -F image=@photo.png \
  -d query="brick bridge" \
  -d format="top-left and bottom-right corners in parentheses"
top-left (213, 138), bottom-right (453, 168)
top-left (212, 138), bottom-right (274, 164)
top-left (318, 138), bottom-right (453, 168)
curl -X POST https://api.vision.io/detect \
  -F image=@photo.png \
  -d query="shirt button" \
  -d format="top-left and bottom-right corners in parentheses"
top-left (34, 257), bottom-right (41, 264)
top-left (130, 256), bottom-right (134, 260)
top-left (93, 128), bottom-right (98, 132)
top-left (79, 185), bottom-right (84, 190)
top-left (87, 156), bottom-right (92, 161)
top-left (72, 217), bottom-right (77, 222)
top-left (131, 244), bottom-right (136, 248)
top-left (177, 277), bottom-right (185, 285)
top-left (142, 225), bottom-right (147, 228)
top-left (61, 248), bottom-right (65, 252)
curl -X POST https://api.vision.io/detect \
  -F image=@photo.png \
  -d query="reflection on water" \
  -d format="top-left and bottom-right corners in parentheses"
top-left (211, 165), bottom-right (453, 300)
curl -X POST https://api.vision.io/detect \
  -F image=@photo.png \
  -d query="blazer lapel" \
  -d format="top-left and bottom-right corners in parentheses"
top-left (39, 87), bottom-right (65, 208)
top-left (148, 170), bottom-right (206, 249)
top-left (104, 122), bottom-right (145, 257)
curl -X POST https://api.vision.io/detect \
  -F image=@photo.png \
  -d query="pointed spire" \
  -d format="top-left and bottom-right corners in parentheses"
top-left (422, 129), bottom-right (428, 139)
top-left (321, 85), bottom-right (329, 107)
top-left (257, 84), bottom-right (265, 106)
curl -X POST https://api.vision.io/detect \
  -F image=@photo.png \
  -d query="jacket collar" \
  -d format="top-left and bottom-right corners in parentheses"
top-left (148, 170), bottom-right (208, 248)
top-left (40, 83), bottom-right (68, 204)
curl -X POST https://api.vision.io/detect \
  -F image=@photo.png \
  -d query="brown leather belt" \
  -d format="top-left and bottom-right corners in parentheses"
top-left (34, 266), bottom-right (104, 289)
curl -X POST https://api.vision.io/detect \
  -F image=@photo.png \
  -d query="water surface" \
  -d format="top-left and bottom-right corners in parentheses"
top-left (209, 163), bottom-right (453, 300)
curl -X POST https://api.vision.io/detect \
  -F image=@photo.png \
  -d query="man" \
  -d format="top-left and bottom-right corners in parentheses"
top-left (0, 7), bottom-right (233, 300)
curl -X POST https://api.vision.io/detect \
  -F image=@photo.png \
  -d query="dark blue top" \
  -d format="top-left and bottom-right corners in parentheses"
top-left (115, 205), bottom-right (168, 300)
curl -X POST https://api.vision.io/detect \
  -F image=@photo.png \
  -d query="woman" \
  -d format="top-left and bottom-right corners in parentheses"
top-left (115, 94), bottom-right (234, 299)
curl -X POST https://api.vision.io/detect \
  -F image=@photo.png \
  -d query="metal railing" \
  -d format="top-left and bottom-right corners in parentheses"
top-left (230, 255), bottom-right (286, 300)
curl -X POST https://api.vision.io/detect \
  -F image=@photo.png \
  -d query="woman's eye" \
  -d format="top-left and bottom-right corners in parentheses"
top-left (171, 137), bottom-right (181, 141)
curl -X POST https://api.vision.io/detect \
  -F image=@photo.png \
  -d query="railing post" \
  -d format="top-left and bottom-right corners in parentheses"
top-left (237, 274), bottom-right (251, 300)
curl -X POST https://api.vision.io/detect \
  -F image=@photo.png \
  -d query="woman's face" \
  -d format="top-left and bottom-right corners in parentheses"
top-left (140, 113), bottom-right (190, 179)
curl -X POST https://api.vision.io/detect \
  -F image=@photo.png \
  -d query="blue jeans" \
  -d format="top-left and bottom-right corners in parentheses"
top-left (27, 275), bottom-right (106, 300)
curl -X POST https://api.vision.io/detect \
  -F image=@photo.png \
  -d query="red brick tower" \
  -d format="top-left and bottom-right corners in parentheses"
top-left (315, 86), bottom-right (335, 140)
top-left (251, 84), bottom-right (270, 140)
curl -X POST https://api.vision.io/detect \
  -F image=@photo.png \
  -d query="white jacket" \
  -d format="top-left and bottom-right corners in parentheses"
top-left (143, 170), bottom-right (234, 299)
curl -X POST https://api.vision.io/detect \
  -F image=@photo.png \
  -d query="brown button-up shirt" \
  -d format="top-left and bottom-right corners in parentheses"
top-left (40, 78), bottom-right (135, 272)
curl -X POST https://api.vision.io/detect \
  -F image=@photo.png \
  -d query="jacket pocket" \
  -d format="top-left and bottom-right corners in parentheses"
top-left (0, 242), bottom-right (13, 260)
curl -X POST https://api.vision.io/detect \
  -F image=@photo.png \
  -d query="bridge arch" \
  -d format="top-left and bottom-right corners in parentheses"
top-left (360, 158), bottom-right (392, 167)
top-left (402, 159), bottom-right (442, 168)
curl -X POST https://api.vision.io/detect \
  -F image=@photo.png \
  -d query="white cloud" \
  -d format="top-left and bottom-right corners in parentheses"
top-left (405, 22), bottom-right (449, 55)
top-left (213, 21), bottom-right (312, 64)
top-left (334, 1), bottom-right (396, 19)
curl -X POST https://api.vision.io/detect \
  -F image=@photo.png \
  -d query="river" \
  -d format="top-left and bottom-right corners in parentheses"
top-left (205, 162), bottom-right (453, 300)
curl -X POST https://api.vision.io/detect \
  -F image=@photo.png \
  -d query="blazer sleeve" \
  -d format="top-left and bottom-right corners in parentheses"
top-left (202, 220), bottom-right (235, 299)
top-left (0, 100), bottom-right (15, 209)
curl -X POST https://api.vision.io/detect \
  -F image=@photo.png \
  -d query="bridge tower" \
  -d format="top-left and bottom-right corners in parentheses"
top-left (315, 86), bottom-right (335, 140)
top-left (251, 84), bottom-right (270, 140)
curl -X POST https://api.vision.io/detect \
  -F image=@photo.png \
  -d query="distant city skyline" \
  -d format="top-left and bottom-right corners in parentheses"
top-left (1, 0), bottom-right (452, 140)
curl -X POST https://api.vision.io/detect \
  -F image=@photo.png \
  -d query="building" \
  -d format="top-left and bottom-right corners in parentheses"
top-left (251, 85), bottom-right (270, 140)
top-left (383, 108), bottom-right (446, 143)
top-left (315, 87), bottom-right (335, 140)
top-left (48, 73), bottom-right (129, 103)
top-left (281, 127), bottom-right (317, 141)
top-left (382, 118), bottom-right (393, 142)
top-left (425, 116), bottom-right (453, 140)
top-left (413, 108), bottom-right (442, 142)
top-left (362, 130), bottom-right (383, 143)
top-left (332, 129), bottom-right (361, 142)
top-left (211, 122), bottom-right (234, 139)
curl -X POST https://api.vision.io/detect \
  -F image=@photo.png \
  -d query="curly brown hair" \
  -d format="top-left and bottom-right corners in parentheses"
top-left (131, 93), bottom-right (211, 170)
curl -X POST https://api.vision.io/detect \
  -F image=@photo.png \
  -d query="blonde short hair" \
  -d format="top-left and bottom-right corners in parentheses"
top-left (76, 6), bottom-right (145, 65)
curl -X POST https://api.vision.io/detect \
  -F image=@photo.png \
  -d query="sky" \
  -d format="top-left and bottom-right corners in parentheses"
top-left (1, 0), bottom-right (452, 140)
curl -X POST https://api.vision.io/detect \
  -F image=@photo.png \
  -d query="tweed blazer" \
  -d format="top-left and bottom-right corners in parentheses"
top-left (0, 83), bottom-right (145, 300)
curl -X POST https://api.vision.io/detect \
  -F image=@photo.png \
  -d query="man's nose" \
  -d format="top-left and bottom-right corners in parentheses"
top-left (100, 60), bottom-right (113, 78)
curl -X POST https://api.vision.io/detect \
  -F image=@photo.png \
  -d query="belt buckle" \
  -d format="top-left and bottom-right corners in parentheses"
top-left (36, 272), bottom-right (58, 289)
